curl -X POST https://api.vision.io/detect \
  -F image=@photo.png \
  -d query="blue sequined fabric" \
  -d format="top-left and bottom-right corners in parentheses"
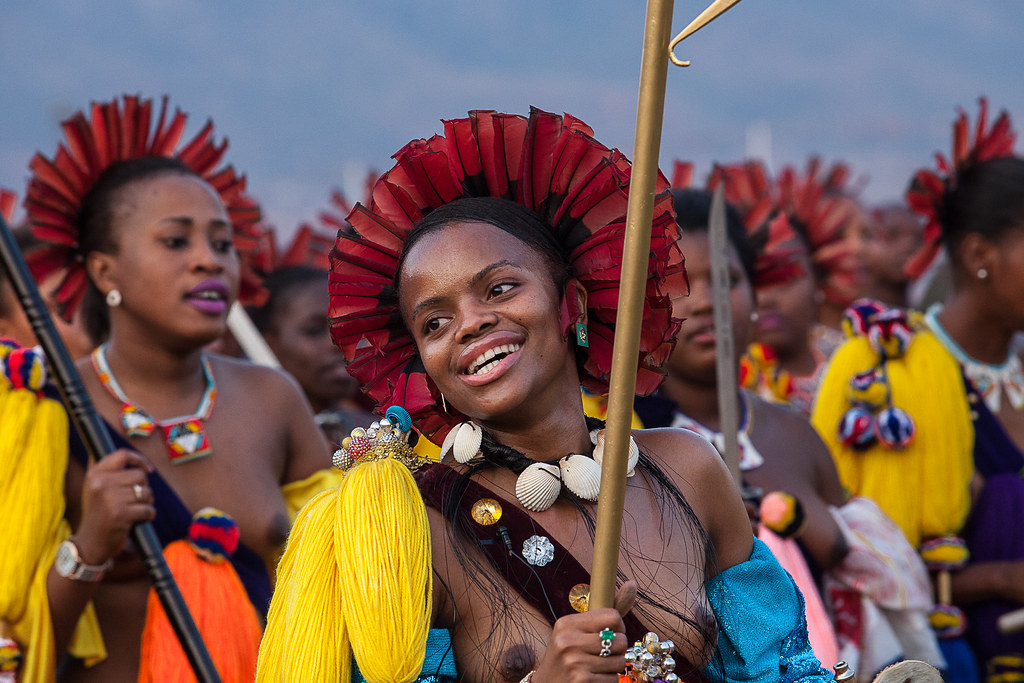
top-left (704, 539), bottom-right (834, 682)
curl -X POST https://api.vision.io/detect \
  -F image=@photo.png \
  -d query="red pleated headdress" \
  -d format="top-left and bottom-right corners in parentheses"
top-left (25, 94), bottom-right (265, 319)
top-left (904, 98), bottom-right (1017, 279)
top-left (329, 108), bottom-right (687, 443)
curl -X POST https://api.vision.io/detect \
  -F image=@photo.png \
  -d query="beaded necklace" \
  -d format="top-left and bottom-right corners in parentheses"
top-left (91, 344), bottom-right (217, 464)
top-left (925, 305), bottom-right (1024, 414)
top-left (667, 392), bottom-right (764, 472)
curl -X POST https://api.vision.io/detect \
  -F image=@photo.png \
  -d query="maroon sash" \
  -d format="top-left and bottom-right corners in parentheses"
top-left (417, 463), bottom-right (706, 681)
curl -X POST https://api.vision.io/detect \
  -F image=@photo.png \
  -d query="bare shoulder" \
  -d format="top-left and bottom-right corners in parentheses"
top-left (207, 354), bottom-right (305, 404)
top-left (634, 427), bottom-right (753, 573)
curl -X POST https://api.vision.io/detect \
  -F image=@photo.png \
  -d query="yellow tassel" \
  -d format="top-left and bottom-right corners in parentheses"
top-left (137, 514), bottom-right (263, 683)
top-left (336, 457), bottom-right (431, 683)
top-left (811, 330), bottom-right (973, 547)
top-left (257, 489), bottom-right (350, 682)
top-left (258, 458), bottom-right (433, 683)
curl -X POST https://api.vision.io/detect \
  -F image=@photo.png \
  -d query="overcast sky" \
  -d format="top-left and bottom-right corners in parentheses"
top-left (3, 1), bottom-right (1023, 237)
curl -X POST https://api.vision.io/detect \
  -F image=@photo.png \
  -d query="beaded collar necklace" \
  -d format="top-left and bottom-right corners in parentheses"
top-left (90, 343), bottom-right (217, 464)
top-left (667, 392), bottom-right (764, 472)
top-left (925, 305), bottom-right (1024, 413)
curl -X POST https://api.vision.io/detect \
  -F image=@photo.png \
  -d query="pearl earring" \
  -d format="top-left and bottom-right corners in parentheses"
top-left (105, 289), bottom-right (122, 307)
top-left (750, 311), bottom-right (760, 323)
top-left (977, 268), bottom-right (989, 280)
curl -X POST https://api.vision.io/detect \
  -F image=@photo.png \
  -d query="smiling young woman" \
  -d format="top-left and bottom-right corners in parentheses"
top-left (13, 96), bottom-right (336, 682)
top-left (260, 108), bottom-right (834, 683)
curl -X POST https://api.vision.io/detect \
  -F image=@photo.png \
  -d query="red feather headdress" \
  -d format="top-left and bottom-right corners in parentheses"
top-left (25, 95), bottom-right (262, 319)
top-left (0, 189), bottom-right (16, 225)
top-left (904, 98), bottom-right (1017, 279)
top-left (672, 160), bottom-right (806, 289)
top-left (775, 157), bottom-right (861, 306)
top-left (329, 108), bottom-right (687, 443)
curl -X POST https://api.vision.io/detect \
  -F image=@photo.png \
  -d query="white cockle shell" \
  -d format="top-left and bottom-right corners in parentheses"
top-left (439, 422), bottom-right (483, 464)
top-left (515, 462), bottom-right (562, 512)
top-left (558, 454), bottom-right (602, 502)
top-left (452, 421), bottom-right (483, 463)
top-left (591, 430), bottom-right (640, 477)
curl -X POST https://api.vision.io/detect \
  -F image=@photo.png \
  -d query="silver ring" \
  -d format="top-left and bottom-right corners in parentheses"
top-left (599, 627), bottom-right (614, 657)
top-left (133, 483), bottom-right (145, 502)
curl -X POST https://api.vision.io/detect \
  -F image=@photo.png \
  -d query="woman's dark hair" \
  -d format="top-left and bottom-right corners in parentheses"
top-left (672, 188), bottom-right (757, 283)
top-left (77, 156), bottom-right (201, 344)
top-left (395, 196), bottom-right (572, 290)
top-left (940, 156), bottom-right (1024, 259)
top-left (248, 265), bottom-right (326, 333)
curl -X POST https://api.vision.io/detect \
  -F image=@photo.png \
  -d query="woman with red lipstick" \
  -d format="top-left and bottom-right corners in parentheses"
top-left (20, 96), bottom-right (333, 681)
top-left (267, 109), bottom-right (833, 683)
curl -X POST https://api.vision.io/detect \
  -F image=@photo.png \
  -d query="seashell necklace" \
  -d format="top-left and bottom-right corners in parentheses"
top-left (439, 421), bottom-right (640, 512)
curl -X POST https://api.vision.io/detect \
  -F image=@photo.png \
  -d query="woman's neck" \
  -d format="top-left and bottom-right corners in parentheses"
top-left (481, 400), bottom-right (593, 463)
top-left (103, 334), bottom-right (207, 390)
top-left (658, 372), bottom-right (732, 432)
top-left (938, 292), bottom-right (1013, 365)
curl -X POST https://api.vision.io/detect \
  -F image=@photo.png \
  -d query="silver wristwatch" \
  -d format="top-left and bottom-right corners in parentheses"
top-left (55, 539), bottom-right (112, 582)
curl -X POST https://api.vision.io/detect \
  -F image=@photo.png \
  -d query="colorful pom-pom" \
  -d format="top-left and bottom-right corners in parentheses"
top-left (385, 405), bottom-right (413, 433)
top-left (1, 346), bottom-right (48, 392)
top-left (929, 604), bottom-right (967, 639)
top-left (838, 407), bottom-right (877, 448)
top-left (187, 507), bottom-right (240, 563)
top-left (847, 368), bottom-right (888, 409)
top-left (868, 309), bottom-right (913, 359)
top-left (842, 299), bottom-right (886, 339)
top-left (759, 491), bottom-right (807, 538)
top-left (0, 637), bottom-right (22, 677)
top-left (875, 406), bottom-right (916, 449)
top-left (919, 536), bottom-right (970, 571)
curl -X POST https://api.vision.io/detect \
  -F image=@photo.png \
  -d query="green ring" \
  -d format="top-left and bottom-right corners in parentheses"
top-left (600, 628), bottom-right (615, 641)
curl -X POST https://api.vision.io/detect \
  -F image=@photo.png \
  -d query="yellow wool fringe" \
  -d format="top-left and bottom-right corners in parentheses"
top-left (0, 386), bottom-right (68, 622)
top-left (257, 458), bottom-right (432, 683)
top-left (137, 541), bottom-right (263, 683)
top-left (336, 457), bottom-right (431, 683)
top-left (811, 330), bottom-right (974, 548)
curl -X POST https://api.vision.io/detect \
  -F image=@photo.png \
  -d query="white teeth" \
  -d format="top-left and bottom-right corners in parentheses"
top-left (467, 343), bottom-right (521, 375)
top-left (193, 291), bottom-right (223, 300)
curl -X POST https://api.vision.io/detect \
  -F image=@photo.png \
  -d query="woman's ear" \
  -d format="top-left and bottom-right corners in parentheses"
top-left (85, 251), bottom-right (118, 299)
top-left (571, 278), bottom-right (588, 327)
top-left (957, 233), bottom-right (996, 282)
top-left (558, 277), bottom-right (589, 340)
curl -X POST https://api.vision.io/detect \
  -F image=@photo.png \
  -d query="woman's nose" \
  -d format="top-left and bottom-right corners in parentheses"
top-left (456, 301), bottom-right (498, 343)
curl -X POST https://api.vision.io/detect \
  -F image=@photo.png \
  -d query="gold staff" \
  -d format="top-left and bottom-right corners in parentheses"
top-left (590, 0), bottom-right (744, 610)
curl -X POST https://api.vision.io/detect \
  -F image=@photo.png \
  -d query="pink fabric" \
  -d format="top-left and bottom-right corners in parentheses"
top-left (759, 527), bottom-right (840, 668)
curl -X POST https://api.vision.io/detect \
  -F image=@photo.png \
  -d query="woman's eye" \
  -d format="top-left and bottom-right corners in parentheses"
top-left (425, 316), bottom-right (452, 333)
top-left (162, 236), bottom-right (188, 249)
top-left (490, 282), bottom-right (515, 297)
top-left (213, 239), bottom-right (235, 254)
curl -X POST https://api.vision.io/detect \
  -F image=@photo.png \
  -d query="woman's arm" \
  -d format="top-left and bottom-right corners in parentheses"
top-left (950, 560), bottom-right (1024, 606)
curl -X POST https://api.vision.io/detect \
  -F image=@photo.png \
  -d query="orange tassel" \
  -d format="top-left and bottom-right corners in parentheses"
top-left (137, 509), bottom-right (262, 683)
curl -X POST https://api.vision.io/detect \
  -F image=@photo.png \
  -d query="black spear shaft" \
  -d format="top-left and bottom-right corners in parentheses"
top-left (0, 214), bottom-right (222, 683)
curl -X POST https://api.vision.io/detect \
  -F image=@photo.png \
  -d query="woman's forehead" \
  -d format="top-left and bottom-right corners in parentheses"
top-left (402, 220), bottom-right (548, 274)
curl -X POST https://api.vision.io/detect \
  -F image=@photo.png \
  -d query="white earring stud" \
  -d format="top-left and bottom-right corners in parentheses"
top-left (105, 289), bottom-right (122, 307)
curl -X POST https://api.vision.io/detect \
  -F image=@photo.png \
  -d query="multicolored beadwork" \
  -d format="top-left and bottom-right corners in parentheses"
top-left (91, 344), bottom-right (216, 463)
